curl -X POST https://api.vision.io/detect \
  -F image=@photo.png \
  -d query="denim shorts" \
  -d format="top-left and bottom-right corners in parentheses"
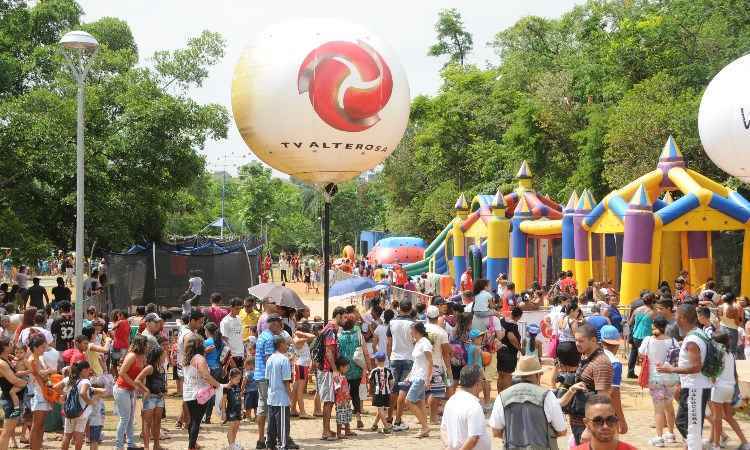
top-left (142, 395), bottom-right (165, 411)
top-left (0, 398), bottom-right (20, 418)
top-left (404, 379), bottom-right (426, 403)
top-left (89, 425), bottom-right (103, 442)
top-left (390, 359), bottom-right (413, 387)
top-left (30, 388), bottom-right (51, 412)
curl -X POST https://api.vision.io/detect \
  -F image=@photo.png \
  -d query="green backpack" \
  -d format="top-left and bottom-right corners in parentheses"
top-left (688, 330), bottom-right (724, 379)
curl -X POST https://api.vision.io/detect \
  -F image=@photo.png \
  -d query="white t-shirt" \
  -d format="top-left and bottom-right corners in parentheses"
top-left (19, 327), bottom-right (54, 346)
top-left (638, 336), bottom-right (679, 384)
top-left (408, 336), bottom-right (433, 382)
top-left (387, 315), bottom-right (415, 361)
top-left (43, 348), bottom-right (60, 372)
top-left (15, 272), bottom-right (28, 289)
top-left (220, 314), bottom-right (244, 357)
top-left (296, 342), bottom-right (311, 367)
top-left (176, 326), bottom-right (195, 367)
top-left (425, 323), bottom-right (449, 370)
top-left (374, 323), bottom-right (389, 364)
top-left (440, 390), bottom-right (491, 450)
top-left (62, 377), bottom-right (92, 420)
top-left (679, 330), bottom-right (712, 389)
top-left (715, 353), bottom-right (735, 389)
top-left (489, 388), bottom-right (567, 434)
top-left (188, 277), bottom-right (202, 296)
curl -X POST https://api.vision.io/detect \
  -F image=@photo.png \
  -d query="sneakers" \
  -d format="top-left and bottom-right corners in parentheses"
top-left (382, 426), bottom-right (392, 434)
top-left (255, 440), bottom-right (266, 450)
top-left (663, 432), bottom-right (676, 444)
top-left (285, 442), bottom-right (300, 450)
top-left (392, 422), bottom-right (409, 432)
top-left (738, 444), bottom-right (750, 450)
top-left (648, 437), bottom-right (665, 447)
top-left (8, 408), bottom-right (21, 419)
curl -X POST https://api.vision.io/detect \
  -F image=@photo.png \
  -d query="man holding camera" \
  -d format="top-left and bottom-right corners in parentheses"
top-left (559, 324), bottom-right (612, 445)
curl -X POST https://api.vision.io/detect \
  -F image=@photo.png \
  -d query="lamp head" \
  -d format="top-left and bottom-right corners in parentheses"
top-left (59, 31), bottom-right (99, 52)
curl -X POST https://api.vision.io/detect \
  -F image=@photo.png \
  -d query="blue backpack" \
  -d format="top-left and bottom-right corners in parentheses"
top-left (63, 380), bottom-right (85, 419)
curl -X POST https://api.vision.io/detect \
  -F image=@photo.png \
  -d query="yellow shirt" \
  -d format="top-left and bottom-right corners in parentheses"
top-left (374, 268), bottom-right (386, 282)
top-left (239, 308), bottom-right (261, 340)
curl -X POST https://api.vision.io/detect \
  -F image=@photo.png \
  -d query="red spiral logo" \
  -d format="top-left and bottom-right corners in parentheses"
top-left (298, 40), bottom-right (393, 132)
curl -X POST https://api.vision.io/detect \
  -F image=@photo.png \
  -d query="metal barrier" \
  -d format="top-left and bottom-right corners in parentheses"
top-left (388, 286), bottom-right (432, 308)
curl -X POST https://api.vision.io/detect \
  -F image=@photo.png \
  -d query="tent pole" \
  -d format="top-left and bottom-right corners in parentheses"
top-left (324, 199), bottom-right (331, 322)
top-left (152, 242), bottom-right (157, 304)
top-left (243, 243), bottom-right (255, 286)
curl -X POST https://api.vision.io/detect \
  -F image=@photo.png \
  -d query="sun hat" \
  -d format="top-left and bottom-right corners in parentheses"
top-left (600, 325), bottom-right (623, 345)
top-left (426, 305), bottom-right (440, 319)
top-left (468, 328), bottom-right (484, 340)
top-left (512, 355), bottom-right (546, 377)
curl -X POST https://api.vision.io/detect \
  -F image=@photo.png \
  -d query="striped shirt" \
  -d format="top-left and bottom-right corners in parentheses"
top-left (368, 367), bottom-right (395, 396)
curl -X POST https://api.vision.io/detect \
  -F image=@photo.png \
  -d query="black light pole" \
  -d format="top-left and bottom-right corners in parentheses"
top-left (322, 183), bottom-right (337, 321)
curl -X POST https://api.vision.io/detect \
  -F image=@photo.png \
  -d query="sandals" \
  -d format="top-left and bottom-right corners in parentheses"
top-left (417, 430), bottom-right (430, 438)
top-left (319, 434), bottom-right (338, 441)
top-left (370, 424), bottom-right (379, 432)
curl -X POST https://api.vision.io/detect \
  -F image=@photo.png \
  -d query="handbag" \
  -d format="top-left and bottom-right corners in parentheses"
top-left (638, 339), bottom-right (650, 389)
top-left (196, 386), bottom-right (215, 405)
top-left (352, 330), bottom-right (367, 369)
top-left (547, 333), bottom-right (559, 358)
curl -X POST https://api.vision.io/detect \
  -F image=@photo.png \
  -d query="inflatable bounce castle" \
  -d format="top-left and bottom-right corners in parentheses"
top-left (404, 137), bottom-right (750, 304)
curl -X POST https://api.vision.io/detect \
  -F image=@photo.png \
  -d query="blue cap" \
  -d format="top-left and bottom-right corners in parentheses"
top-left (600, 325), bottom-right (623, 345)
top-left (374, 351), bottom-right (386, 361)
top-left (468, 328), bottom-right (484, 340)
top-left (526, 323), bottom-right (540, 335)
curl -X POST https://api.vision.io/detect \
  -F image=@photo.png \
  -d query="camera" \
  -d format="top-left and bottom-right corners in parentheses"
top-left (554, 372), bottom-right (577, 399)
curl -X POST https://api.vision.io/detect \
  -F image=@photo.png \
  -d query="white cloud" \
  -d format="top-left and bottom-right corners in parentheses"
top-left (77, 0), bottom-right (583, 176)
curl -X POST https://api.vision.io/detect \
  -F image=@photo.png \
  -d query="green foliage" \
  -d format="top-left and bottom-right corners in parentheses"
top-left (428, 8), bottom-right (473, 67)
top-left (0, 0), bottom-right (228, 260)
top-left (381, 0), bottom-right (750, 240)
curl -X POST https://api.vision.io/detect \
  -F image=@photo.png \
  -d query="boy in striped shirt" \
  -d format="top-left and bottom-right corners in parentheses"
top-left (368, 351), bottom-right (395, 433)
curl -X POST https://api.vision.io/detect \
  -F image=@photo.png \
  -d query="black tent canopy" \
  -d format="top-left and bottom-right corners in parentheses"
top-left (106, 237), bottom-right (262, 309)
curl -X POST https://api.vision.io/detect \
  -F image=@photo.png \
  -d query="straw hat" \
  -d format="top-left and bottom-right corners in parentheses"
top-left (512, 355), bottom-right (546, 377)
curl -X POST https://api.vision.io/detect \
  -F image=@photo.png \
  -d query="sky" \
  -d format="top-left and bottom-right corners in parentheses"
top-left (77, 0), bottom-right (583, 175)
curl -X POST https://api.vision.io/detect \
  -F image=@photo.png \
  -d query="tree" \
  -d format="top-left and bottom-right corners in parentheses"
top-left (0, 1), bottom-right (229, 260)
top-left (428, 8), bottom-right (473, 67)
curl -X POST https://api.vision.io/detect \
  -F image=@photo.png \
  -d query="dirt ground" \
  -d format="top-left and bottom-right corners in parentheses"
top-left (27, 276), bottom-right (750, 449)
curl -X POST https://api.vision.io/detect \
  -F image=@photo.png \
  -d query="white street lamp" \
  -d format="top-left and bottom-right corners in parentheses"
top-left (59, 30), bottom-right (98, 334)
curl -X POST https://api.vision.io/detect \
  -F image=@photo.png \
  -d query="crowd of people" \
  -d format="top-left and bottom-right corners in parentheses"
top-left (0, 259), bottom-right (747, 450)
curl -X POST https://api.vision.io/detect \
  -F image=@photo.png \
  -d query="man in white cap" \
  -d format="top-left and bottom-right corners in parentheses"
top-left (425, 305), bottom-right (450, 422)
top-left (489, 355), bottom-right (567, 449)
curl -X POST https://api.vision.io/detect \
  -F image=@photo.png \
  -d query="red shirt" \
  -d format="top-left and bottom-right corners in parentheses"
top-left (460, 273), bottom-right (473, 292)
top-left (116, 357), bottom-right (143, 390)
top-left (572, 442), bottom-right (636, 450)
top-left (204, 306), bottom-right (228, 325)
top-left (112, 319), bottom-right (130, 350)
top-left (561, 277), bottom-right (577, 294)
top-left (321, 323), bottom-right (338, 372)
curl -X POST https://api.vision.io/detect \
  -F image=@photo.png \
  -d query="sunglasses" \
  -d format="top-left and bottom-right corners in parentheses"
top-left (588, 415), bottom-right (619, 427)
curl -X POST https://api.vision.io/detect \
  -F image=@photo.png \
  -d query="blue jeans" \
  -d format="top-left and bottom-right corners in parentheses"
top-left (113, 385), bottom-right (136, 448)
top-left (390, 359), bottom-right (413, 387)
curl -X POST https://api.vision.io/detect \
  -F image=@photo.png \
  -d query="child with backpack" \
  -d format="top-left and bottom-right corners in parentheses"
top-left (708, 331), bottom-right (749, 450)
top-left (55, 361), bottom-right (99, 450)
top-left (638, 315), bottom-right (679, 447)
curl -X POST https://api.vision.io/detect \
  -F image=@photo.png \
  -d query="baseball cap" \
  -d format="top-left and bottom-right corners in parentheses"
top-left (468, 328), bottom-right (485, 340)
top-left (399, 299), bottom-right (412, 310)
top-left (526, 323), bottom-right (540, 336)
top-left (426, 305), bottom-right (440, 319)
top-left (144, 313), bottom-right (163, 323)
top-left (189, 309), bottom-right (205, 321)
top-left (266, 314), bottom-right (282, 323)
top-left (432, 297), bottom-right (446, 306)
top-left (600, 325), bottom-right (623, 345)
top-left (374, 351), bottom-right (386, 361)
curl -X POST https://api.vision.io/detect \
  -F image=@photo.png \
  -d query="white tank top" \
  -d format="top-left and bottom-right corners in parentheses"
top-left (182, 356), bottom-right (208, 401)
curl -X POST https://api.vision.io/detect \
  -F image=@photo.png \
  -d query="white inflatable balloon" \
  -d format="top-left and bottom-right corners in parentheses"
top-left (699, 54), bottom-right (750, 182)
top-left (231, 19), bottom-right (410, 184)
